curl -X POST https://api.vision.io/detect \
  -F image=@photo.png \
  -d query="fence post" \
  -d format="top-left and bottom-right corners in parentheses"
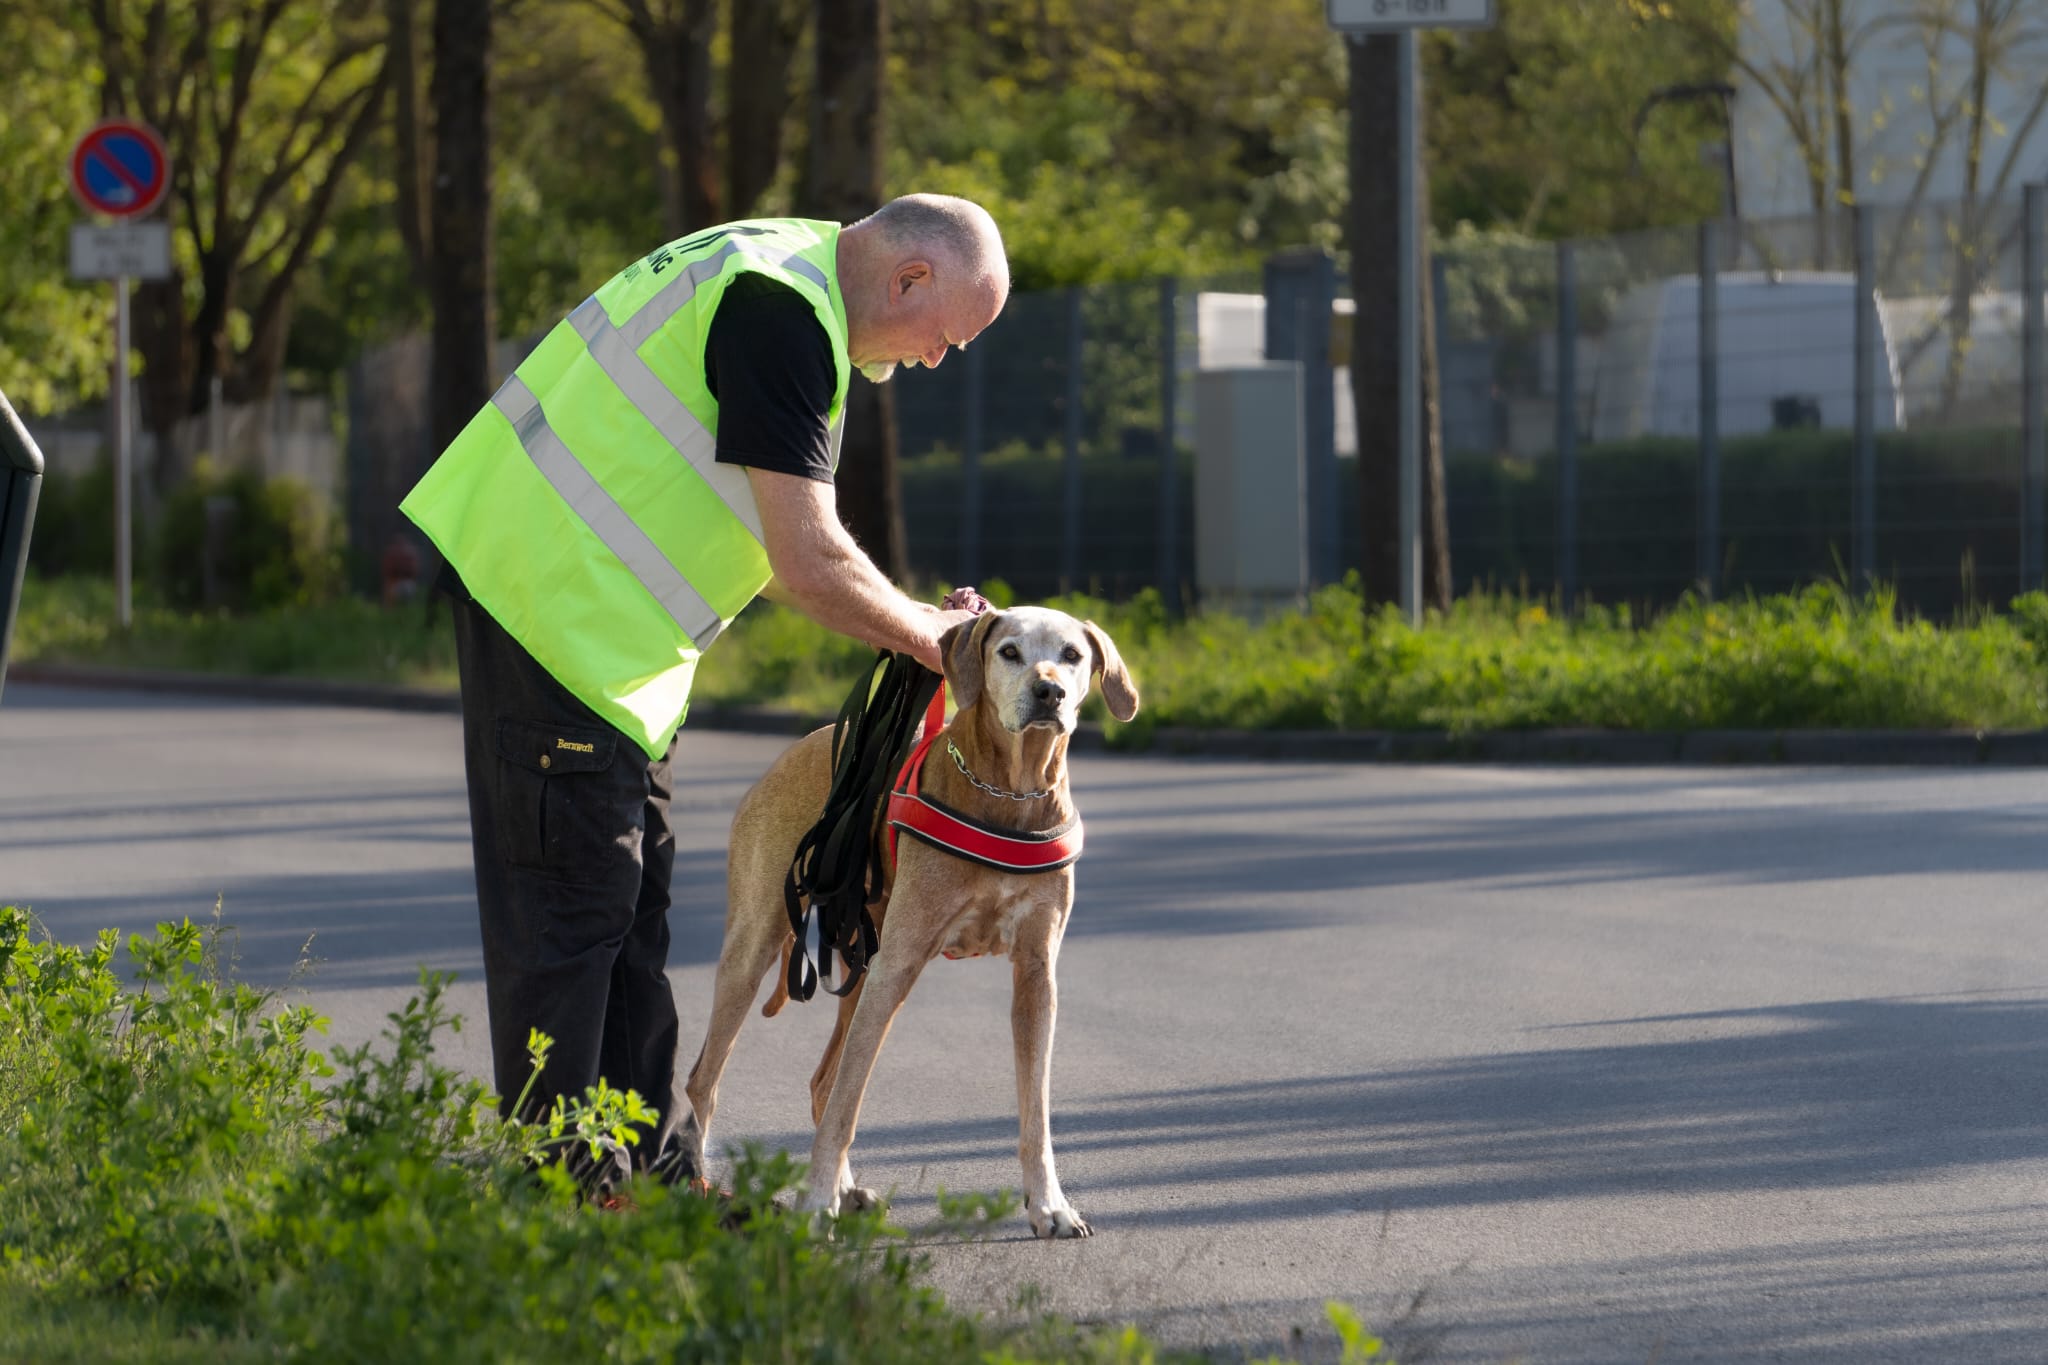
top-left (1853, 205), bottom-right (1878, 590)
top-left (1157, 277), bottom-right (1181, 608)
top-left (1698, 218), bottom-right (1721, 598)
top-left (0, 388), bottom-right (45, 708)
top-left (961, 340), bottom-right (984, 586)
top-left (1062, 288), bottom-right (1084, 595)
top-left (2024, 183), bottom-right (2046, 592)
top-left (1555, 241), bottom-right (1579, 613)
top-left (1262, 250), bottom-right (1338, 587)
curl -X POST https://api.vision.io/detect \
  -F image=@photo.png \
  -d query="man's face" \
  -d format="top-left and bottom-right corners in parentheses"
top-left (851, 261), bottom-right (1004, 384)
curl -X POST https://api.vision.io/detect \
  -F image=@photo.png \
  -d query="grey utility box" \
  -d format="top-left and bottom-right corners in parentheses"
top-left (0, 387), bottom-right (45, 708)
top-left (1193, 363), bottom-right (1308, 616)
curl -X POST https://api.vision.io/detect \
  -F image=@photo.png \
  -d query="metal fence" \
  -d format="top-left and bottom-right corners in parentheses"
top-left (885, 189), bottom-right (2048, 618)
top-left (343, 187), bottom-right (2048, 618)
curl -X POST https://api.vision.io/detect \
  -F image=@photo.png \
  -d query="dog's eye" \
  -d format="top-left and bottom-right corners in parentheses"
top-left (998, 643), bottom-right (1021, 662)
top-left (1061, 646), bottom-right (1082, 664)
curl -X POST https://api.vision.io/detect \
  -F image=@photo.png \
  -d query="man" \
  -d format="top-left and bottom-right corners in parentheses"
top-left (400, 194), bottom-right (1008, 1188)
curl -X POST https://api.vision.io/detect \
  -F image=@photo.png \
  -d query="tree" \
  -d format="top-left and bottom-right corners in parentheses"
top-left (1897, 0), bottom-right (2048, 417)
top-left (799, 0), bottom-right (906, 580)
top-left (0, 8), bottom-right (105, 416)
top-left (75, 0), bottom-right (391, 491)
top-left (428, 0), bottom-right (494, 453)
top-left (726, 0), bottom-right (807, 219)
top-left (590, 0), bottom-right (721, 237)
top-left (1430, 1), bottom-right (1732, 240)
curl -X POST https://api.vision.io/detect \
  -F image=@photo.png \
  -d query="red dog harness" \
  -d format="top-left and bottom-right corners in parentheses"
top-left (886, 688), bottom-right (1084, 875)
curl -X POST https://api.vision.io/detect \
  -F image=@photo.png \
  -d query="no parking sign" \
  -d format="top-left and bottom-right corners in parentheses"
top-left (69, 120), bottom-right (170, 219)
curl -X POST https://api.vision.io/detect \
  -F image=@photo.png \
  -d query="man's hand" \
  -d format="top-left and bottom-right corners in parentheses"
top-left (915, 608), bottom-right (982, 674)
top-left (941, 586), bottom-right (990, 616)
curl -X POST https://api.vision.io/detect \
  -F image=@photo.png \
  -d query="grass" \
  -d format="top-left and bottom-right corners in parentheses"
top-left (0, 906), bottom-right (1387, 1364)
top-left (15, 571), bottom-right (2048, 737)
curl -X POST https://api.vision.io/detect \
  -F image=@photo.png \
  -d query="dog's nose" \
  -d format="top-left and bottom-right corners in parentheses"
top-left (1032, 678), bottom-right (1066, 706)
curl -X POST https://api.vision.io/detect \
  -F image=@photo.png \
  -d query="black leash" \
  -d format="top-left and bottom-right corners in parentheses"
top-left (782, 650), bottom-right (941, 1002)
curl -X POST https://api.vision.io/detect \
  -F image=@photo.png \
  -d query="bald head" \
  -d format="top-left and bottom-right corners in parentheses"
top-left (837, 194), bottom-right (1009, 383)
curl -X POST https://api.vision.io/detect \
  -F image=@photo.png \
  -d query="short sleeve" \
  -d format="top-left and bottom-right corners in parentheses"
top-left (705, 274), bottom-right (837, 483)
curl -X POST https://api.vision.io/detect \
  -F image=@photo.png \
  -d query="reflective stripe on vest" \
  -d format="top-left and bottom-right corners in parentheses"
top-left (566, 297), bottom-right (764, 548)
top-left (492, 374), bottom-right (726, 649)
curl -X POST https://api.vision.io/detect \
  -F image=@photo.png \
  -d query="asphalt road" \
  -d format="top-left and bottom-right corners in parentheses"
top-left (4, 681), bottom-right (2047, 1363)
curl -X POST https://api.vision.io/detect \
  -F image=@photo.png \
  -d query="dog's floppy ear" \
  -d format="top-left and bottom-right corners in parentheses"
top-left (941, 611), bottom-right (1001, 712)
top-left (1082, 620), bottom-right (1139, 722)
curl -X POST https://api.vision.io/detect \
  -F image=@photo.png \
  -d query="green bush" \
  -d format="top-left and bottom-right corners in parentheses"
top-left (22, 459), bottom-right (114, 579)
top-left (0, 906), bottom-right (1225, 1364)
top-left (12, 573), bottom-right (457, 686)
top-left (152, 459), bottom-right (343, 610)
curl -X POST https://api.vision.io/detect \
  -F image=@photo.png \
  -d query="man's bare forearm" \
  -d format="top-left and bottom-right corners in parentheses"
top-left (745, 466), bottom-right (975, 671)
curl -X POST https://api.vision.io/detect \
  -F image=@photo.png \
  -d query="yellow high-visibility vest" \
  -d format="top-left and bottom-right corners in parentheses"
top-left (401, 219), bottom-right (850, 758)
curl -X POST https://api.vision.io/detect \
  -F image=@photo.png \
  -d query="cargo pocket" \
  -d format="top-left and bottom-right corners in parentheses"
top-left (493, 718), bottom-right (633, 882)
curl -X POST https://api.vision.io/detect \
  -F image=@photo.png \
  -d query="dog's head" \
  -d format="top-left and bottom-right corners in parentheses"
top-left (940, 606), bottom-right (1139, 735)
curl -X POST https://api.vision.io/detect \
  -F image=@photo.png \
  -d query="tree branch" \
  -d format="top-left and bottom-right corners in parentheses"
top-left (241, 58), bottom-right (391, 361)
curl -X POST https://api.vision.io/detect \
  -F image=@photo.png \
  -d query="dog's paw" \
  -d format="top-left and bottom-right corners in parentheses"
top-left (843, 1184), bottom-right (886, 1213)
top-left (1029, 1203), bottom-right (1092, 1239)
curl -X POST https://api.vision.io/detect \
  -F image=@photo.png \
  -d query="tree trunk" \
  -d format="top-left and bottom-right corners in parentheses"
top-left (136, 274), bottom-right (194, 496)
top-left (638, 0), bottom-right (721, 237)
top-left (1348, 34), bottom-right (1400, 610)
top-left (726, 0), bottom-right (805, 218)
top-left (800, 0), bottom-right (905, 580)
top-left (1420, 238), bottom-right (1451, 612)
top-left (429, 0), bottom-right (495, 456)
top-left (387, 0), bottom-right (432, 287)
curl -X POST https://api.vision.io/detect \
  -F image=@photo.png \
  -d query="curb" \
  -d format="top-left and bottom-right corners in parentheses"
top-left (9, 662), bottom-right (2045, 766)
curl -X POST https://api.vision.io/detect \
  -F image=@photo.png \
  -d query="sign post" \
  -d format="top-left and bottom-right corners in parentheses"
top-left (68, 119), bottom-right (172, 631)
top-left (1327, 0), bottom-right (1494, 624)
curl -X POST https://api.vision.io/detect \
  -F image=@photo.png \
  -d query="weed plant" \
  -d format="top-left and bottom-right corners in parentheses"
top-left (27, 570), bottom-right (2028, 737)
top-left (1, 906), bottom-right (1384, 1362)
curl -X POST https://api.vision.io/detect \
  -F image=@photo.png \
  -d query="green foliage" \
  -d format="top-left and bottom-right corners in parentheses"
top-left (22, 461), bottom-right (115, 580)
top-left (1427, 0), bottom-right (1735, 238)
top-left (151, 460), bottom-right (344, 610)
top-left (1091, 577), bottom-right (2048, 737)
top-left (891, 0), bottom-right (1345, 282)
top-left (0, 9), bottom-right (106, 416)
top-left (12, 573), bottom-right (457, 685)
top-left (697, 577), bottom-right (2048, 739)
top-left (1, 905), bottom-right (1236, 1363)
top-left (20, 565), bottom-right (2048, 737)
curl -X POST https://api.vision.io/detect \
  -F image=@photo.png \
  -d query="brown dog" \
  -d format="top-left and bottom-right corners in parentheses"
top-left (675, 606), bottom-right (1139, 1237)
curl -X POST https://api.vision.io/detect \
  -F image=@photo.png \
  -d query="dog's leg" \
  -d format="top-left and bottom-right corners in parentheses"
top-left (679, 921), bottom-right (790, 1184)
top-left (809, 977), bottom-right (866, 1125)
top-left (1013, 933), bottom-right (1089, 1238)
top-left (800, 948), bottom-right (929, 1218)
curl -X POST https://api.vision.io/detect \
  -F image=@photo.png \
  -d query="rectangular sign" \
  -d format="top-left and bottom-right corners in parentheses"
top-left (1327, 0), bottom-right (1496, 30)
top-left (69, 222), bottom-right (171, 280)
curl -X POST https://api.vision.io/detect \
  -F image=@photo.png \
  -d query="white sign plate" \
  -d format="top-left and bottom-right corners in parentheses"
top-left (1327, 0), bottom-right (1496, 30)
top-left (69, 222), bottom-right (172, 280)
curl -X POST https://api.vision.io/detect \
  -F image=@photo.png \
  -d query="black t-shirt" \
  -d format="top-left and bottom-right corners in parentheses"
top-left (705, 273), bottom-right (837, 484)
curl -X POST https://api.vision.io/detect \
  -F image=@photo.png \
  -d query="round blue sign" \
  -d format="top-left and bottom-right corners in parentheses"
top-left (70, 121), bottom-right (169, 219)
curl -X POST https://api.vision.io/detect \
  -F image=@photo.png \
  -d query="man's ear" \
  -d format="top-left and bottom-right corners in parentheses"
top-left (1083, 620), bottom-right (1140, 722)
top-left (895, 260), bottom-right (933, 297)
top-left (941, 611), bottom-right (1000, 711)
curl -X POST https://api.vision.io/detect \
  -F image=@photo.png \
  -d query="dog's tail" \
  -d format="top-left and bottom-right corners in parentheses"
top-left (762, 940), bottom-right (793, 1017)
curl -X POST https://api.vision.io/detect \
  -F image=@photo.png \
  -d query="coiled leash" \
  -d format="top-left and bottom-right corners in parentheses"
top-left (782, 591), bottom-right (985, 1002)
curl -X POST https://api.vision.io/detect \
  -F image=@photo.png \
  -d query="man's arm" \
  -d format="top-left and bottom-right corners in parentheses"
top-left (746, 466), bottom-right (971, 673)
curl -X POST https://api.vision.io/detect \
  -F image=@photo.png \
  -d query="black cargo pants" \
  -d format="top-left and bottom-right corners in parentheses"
top-left (447, 582), bottom-right (689, 1185)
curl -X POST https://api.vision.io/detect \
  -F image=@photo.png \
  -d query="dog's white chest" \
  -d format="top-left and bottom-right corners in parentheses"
top-left (936, 889), bottom-right (1050, 961)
